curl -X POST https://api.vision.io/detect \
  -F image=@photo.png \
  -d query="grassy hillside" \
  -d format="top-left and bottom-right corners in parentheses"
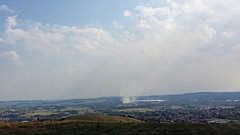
top-left (0, 114), bottom-right (240, 135)
top-left (63, 114), bottom-right (143, 123)
top-left (1, 122), bottom-right (240, 135)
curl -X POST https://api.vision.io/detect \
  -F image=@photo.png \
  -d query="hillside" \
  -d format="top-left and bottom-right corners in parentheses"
top-left (0, 114), bottom-right (240, 135)
top-left (1, 121), bottom-right (240, 135)
top-left (63, 114), bottom-right (143, 123)
top-left (0, 114), bottom-right (142, 129)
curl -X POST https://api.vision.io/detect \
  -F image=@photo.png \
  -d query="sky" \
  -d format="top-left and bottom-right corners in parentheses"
top-left (0, 0), bottom-right (240, 100)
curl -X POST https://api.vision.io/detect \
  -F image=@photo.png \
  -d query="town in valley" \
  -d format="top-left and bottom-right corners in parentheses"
top-left (1, 92), bottom-right (240, 124)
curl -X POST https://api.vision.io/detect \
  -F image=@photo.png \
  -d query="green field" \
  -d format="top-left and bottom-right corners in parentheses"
top-left (21, 110), bottom-right (58, 117)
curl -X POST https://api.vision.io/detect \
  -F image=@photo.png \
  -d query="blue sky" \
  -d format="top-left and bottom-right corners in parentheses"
top-left (0, 0), bottom-right (240, 100)
top-left (0, 1), bottom-right (141, 29)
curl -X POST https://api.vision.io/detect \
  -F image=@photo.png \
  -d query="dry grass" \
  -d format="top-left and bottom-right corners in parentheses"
top-left (1, 121), bottom-right (240, 135)
top-left (0, 121), bottom-right (58, 129)
top-left (65, 114), bottom-right (143, 123)
top-left (0, 114), bottom-right (143, 130)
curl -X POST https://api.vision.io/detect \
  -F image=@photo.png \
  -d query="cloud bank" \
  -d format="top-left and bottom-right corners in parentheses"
top-left (0, 0), bottom-right (240, 100)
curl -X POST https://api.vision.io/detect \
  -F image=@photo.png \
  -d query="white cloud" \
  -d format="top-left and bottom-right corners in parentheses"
top-left (112, 22), bottom-right (123, 29)
top-left (2, 16), bottom-right (115, 54)
top-left (135, 6), bottom-right (170, 17)
top-left (0, 51), bottom-right (20, 61)
top-left (2, 16), bottom-right (34, 44)
top-left (124, 10), bottom-right (132, 17)
top-left (221, 30), bottom-right (236, 39)
top-left (0, 4), bottom-right (14, 13)
top-left (137, 20), bottom-right (151, 29)
top-left (194, 24), bottom-right (216, 45)
top-left (5, 15), bottom-right (17, 30)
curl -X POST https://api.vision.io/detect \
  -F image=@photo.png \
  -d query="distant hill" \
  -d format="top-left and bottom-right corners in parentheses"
top-left (137, 92), bottom-right (240, 101)
top-left (1, 92), bottom-right (240, 104)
